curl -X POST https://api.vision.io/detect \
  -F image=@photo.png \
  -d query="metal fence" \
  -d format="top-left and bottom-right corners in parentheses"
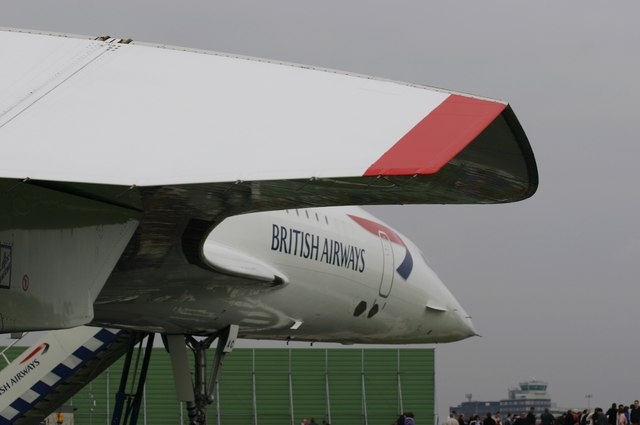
top-left (2, 347), bottom-right (435, 425)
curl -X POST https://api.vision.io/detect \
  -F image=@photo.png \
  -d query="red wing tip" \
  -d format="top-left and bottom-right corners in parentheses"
top-left (365, 95), bottom-right (507, 178)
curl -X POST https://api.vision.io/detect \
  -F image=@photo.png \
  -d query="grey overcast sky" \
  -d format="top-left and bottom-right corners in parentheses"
top-left (2, 0), bottom-right (640, 420)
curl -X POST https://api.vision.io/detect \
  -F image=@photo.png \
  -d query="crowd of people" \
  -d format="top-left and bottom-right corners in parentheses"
top-left (299, 419), bottom-right (324, 425)
top-left (394, 412), bottom-right (417, 425)
top-left (447, 401), bottom-right (640, 425)
top-left (299, 412), bottom-right (416, 425)
top-left (298, 412), bottom-right (417, 425)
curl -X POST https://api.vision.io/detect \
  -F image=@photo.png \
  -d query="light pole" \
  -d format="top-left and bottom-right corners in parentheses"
top-left (586, 394), bottom-right (593, 410)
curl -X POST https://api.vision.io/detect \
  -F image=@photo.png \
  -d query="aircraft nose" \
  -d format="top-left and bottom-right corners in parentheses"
top-left (419, 258), bottom-right (478, 341)
top-left (451, 305), bottom-right (478, 339)
top-left (425, 299), bottom-right (478, 341)
top-left (424, 305), bottom-right (477, 342)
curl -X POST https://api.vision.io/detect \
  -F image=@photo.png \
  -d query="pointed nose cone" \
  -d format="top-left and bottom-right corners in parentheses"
top-left (425, 294), bottom-right (478, 342)
top-left (453, 304), bottom-right (478, 339)
top-left (418, 250), bottom-right (478, 342)
top-left (436, 290), bottom-right (478, 342)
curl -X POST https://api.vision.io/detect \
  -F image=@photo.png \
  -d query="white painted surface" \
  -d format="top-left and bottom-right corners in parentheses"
top-left (0, 29), bottom-right (453, 186)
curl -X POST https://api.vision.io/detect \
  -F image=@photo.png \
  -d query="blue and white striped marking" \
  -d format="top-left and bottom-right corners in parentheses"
top-left (0, 328), bottom-right (122, 425)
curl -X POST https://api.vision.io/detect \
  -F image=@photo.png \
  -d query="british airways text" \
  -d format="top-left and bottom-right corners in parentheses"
top-left (271, 224), bottom-right (365, 272)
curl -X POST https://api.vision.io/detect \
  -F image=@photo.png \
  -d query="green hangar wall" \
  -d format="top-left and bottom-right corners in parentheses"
top-left (1, 346), bottom-right (435, 425)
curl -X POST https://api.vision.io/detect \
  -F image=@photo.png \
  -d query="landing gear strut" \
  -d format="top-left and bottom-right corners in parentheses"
top-left (166, 325), bottom-right (239, 425)
top-left (111, 332), bottom-right (154, 425)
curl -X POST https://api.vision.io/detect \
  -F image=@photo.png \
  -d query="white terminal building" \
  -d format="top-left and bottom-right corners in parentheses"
top-left (450, 379), bottom-right (556, 418)
top-left (500, 379), bottom-right (554, 413)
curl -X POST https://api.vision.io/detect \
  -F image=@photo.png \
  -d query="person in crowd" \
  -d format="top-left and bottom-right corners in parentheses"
top-left (527, 408), bottom-right (536, 425)
top-left (514, 412), bottom-right (528, 425)
top-left (505, 413), bottom-right (514, 425)
top-left (445, 412), bottom-right (459, 425)
top-left (485, 412), bottom-right (497, 425)
top-left (619, 406), bottom-right (628, 425)
top-left (404, 412), bottom-right (416, 425)
top-left (541, 408), bottom-right (555, 425)
top-left (595, 408), bottom-right (608, 425)
top-left (555, 413), bottom-right (564, 425)
top-left (587, 409), bottom-right (595, 425)
top-left (578, 410), bottom-right (586, 425)
top-left (630, 401), bottom-right (640, 425)
top-left (494, 411), bottom-right (503, 425)
top-left (470, 414), bottom-right (483, 425)
top-left (608, 405), bottom-right (620, 425)
top-left (458, 412), bottom-right (467, 425)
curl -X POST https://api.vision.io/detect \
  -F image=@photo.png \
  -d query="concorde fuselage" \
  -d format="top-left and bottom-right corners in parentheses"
top-left (92, 206), bottom-right (476, 344)
top-left (0, 29), bottom-right (536, 343)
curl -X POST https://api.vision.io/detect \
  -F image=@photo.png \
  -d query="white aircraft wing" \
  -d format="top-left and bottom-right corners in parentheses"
top-left (0, 28), bottom-right (537, 332)
top-left (0, 28), bottom-right (536, 202)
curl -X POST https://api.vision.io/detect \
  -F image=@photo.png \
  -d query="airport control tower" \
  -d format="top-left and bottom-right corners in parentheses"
top-left (500, 379), bottom-right (553, 413)
top-left (450, 379), bottom-right (555, 418)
